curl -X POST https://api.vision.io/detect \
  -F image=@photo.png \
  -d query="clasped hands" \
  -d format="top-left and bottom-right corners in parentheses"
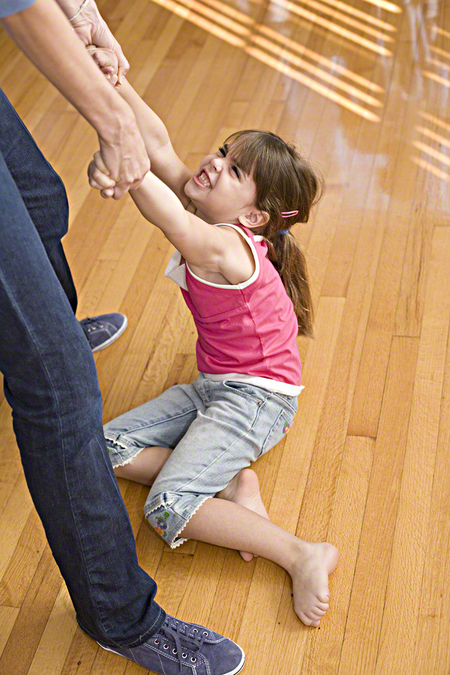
top-left (70, 0), bottom-right (129, 86)
top-left (88, 150), bottom-right (123, 199)
top-left (85, 43), bottom-right (149, 200)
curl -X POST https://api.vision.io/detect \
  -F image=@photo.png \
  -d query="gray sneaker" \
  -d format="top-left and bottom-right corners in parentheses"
top-left (98, 614), bottom-right (245, 674)
top-left (80, 313), bottom-right (128, 353)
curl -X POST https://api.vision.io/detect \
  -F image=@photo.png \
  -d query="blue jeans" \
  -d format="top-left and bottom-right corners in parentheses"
top-left (104, 375), bottom-right (298, 547)
top-left (0, 89), bottom-right (164, 646)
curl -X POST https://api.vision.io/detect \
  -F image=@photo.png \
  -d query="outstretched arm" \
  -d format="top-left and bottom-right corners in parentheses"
top-left (89, 153), bottom-right (227, 272)
top-left (117, 79), bottom-right (193, 204)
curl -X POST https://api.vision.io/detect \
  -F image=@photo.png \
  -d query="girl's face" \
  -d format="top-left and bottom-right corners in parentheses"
top-left (184, 144), bottom-right (261, 224)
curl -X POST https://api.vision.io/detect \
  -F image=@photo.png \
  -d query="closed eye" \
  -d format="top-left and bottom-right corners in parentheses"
top-left (219, 145), bottom-right (241, 178)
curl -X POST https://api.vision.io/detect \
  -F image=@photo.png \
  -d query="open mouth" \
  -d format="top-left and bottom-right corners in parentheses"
top-left (193, 170), bottom-right (212, 188)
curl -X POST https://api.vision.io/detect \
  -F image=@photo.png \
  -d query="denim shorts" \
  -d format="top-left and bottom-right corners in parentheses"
top-left (104, 374), bottom-right (298, 548)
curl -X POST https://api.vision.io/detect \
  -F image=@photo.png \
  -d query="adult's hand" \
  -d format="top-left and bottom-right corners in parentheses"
top-left (98, 122), bottom-right (150, 199)
top-left (59, 0), bottom-right (129, 84)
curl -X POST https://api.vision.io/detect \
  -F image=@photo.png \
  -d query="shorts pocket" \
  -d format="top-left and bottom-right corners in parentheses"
top-left (222, 380), bottom-right (267, 406)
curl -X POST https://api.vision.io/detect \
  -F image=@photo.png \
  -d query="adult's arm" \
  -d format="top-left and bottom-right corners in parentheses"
top-left (1, 0), bottom-right (149, 198)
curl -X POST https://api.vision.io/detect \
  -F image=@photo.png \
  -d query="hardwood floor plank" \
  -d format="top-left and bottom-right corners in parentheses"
top-left (0, 475), bottom-right (34, 583)
top-left (131, 288), bottom-right (190, 407)
top-left (302, 436), bottom-right (374, 674)
top-left (92, 217), bottom-right (153, 317)
top-left (0, 401), bottom-right (21, 517)
top-left (208, 550), bottom-right (255, 643)
top-left (347, 49), bottom-right (424, 436)
top-left (235, 558), bottom-right (287, 675)
top-left (0, 547), bottom-right (62, 675)
top-left (27, 585), bottom-right (77, 675)
top-left (338, 336), bottom-right (419, 674)
top-left (177, 544), bottom-right (227, 624)
top-left (102, 233), bottom-right (175, 418)
top-left (0, 606), bottom-right (19, 659)
top-left (153, 551), bottom-right (193, 617)
top-left (414, 325), bottom-right (450, 673)
top-left (374, 227), bottom-right (450, 675)
top-left (0, 510), bottom-right (46, 609)
top-left (60, 629), bottom-right (98, 675)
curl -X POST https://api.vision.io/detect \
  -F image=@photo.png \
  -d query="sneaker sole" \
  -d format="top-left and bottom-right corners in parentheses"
top-left (98, 642), bottom-right (246, 675)
top-left (91, 315), bottom-right (128, 353)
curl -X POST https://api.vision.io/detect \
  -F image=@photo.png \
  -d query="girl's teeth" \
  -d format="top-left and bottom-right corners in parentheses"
top-left (199, 171), bottom-right (211, 187)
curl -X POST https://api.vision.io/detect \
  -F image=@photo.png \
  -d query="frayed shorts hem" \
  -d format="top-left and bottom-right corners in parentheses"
top-left (144, 494), bottom-right (213, 549)
top-left (104, 432), bottom-right (147, 469)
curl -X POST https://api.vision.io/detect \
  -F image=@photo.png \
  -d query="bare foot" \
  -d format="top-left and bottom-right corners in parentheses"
top-left (290, 541), bottom-right (339, 627)
top-left (217, 468), bottom-right (270, 561)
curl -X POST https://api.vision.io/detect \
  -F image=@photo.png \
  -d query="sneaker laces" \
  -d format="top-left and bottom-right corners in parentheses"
top-left (159, 618), bottom-right (208, 672)
top-left (81, 317), bottom-right (104, 331)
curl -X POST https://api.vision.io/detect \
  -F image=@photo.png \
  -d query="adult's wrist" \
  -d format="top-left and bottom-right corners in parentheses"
top-left (55, 0), bottom-right (94, 20)
top-left (94, 95), bottom-right (137, 147)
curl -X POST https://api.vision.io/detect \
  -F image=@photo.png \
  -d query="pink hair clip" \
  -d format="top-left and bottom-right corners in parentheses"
top-left (281, 210), bottom-right (299, 218)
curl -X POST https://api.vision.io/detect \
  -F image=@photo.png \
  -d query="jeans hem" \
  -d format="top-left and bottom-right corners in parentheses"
top-left (78, 604), bottom-right (166, 648)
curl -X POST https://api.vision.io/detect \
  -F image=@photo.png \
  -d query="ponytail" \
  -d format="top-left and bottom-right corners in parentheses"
top-left (262, 232), bottom-right (314, 337)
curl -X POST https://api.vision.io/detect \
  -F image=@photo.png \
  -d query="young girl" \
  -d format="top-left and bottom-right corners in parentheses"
top-left (88, 81), bottom-right (339, 628)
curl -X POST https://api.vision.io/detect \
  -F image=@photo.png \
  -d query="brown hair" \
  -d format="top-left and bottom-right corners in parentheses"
top-left (225, 130), bottom-right (323, 337)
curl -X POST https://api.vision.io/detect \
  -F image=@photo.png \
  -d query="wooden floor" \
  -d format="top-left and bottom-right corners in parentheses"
top-left (1, 0), bottom-right (450, 672)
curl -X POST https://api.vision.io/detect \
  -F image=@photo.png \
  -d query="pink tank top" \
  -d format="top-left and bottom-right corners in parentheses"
top-left (166, 224), bottom-right (302, 392)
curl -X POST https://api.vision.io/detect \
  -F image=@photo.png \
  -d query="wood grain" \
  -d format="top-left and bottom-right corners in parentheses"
top-left (0, 0), bottom-right (448, 672)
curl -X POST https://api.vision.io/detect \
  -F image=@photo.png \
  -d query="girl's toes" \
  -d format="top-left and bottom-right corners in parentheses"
top-left (299, 612), bottom-right (314, 626)
top-left (318, 593), bottom-right (330, 604)
top-left (239, 551), bottom-right (254, 562)
top-left (299, 611), bottom-right (321, 627)
top-left (317, 601), bottom-right (329, 611)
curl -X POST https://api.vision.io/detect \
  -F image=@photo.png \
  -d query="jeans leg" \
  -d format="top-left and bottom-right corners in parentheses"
top-left (0, 88), bottom-right (77, 311)
top-left (0, 145), bottom-right (164, 646)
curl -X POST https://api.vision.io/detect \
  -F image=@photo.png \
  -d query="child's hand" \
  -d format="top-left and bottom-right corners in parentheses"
top-left (86, 45), bottom-right (121, 86)
top-left (88, 151), bottom-right (117, 198)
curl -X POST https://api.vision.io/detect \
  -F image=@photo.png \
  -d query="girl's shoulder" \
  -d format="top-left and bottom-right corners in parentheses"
top-left (185, 223), bottom-right (256, 287)
top-left (215, 224), bottom-right (258, 286)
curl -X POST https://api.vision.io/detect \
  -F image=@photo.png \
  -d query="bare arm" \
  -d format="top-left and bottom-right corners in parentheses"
top-left (88, 153), bottom-right (226, 271)
top-left (118, 79), bottom-right (192, 203)
top-left (89, 153), bottom-right (255, 282)
top-left (129, 173), bottom-right (254, 284)
top-left (1, 0), bottom-right (148, 198)
top-left (130, 172), bottom-right (227, 271)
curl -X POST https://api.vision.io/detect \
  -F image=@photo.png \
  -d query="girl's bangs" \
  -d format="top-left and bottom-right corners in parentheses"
top-left (224, 131), bottom-right (266, 176)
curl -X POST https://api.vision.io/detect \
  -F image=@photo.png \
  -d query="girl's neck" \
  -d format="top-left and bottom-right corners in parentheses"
top-left (186, 200), bottom-right (241, 227)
